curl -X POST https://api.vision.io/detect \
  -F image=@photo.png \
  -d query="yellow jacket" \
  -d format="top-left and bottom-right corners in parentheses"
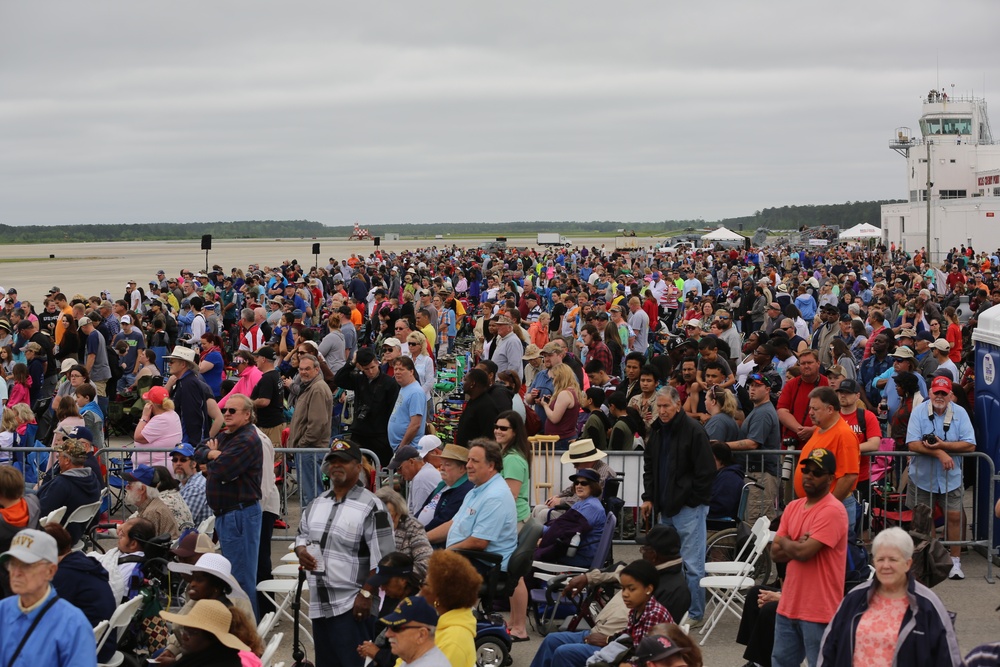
top-left (435, 608), bottom-right (477, 667)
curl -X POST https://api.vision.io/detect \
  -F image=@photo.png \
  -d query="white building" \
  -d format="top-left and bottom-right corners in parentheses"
top-left (881, 90), bottom-right (1000, 263)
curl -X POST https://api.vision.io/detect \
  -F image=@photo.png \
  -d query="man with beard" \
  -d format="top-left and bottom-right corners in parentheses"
top-left (123, 465), bottom-right (180, 540)
top-left (171, 443), bottom-right (211, 526)
top-left (770, 449), bottom-right (847, 667)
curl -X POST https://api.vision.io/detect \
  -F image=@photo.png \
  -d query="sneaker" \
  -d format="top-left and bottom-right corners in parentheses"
top-left (687, 616), bottom-right (705, 629)
top-left (948, 562), bottom-right (965, 580)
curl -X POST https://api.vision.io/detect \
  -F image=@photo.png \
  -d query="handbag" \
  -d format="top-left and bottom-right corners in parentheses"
top-left (908, 503), bottom-right (952, 588)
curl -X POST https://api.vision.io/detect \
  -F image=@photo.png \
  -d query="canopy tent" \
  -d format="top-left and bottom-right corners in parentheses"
top-left (700, 226), bottom-right (746, 242)
top-left (839, 223), bottom-right (882, 240)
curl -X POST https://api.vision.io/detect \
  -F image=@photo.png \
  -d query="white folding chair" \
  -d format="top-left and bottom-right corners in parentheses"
top-left (704, 517), bottom-right (772, 577)
top-left (280, 552), bottom-right (300, 563)
top-left (97, 595), bottom-right (144, 667)
top-left (40, 506), bottom-right (67, 527)
top-left (257, 579), bottom-right (313, 645)
top-left (698, 517), bottom-right (773, 644)
top-left (93, 620), bottom-right (110, 642)
top-left (198, 514), bottom-right (216, 536)
top-left (63, 497), bottom-right (105, 549)
top-left (260, 632), bottom-right (283, 667)
top-left (257, 611), bottom-right (276, 639)
top-left (271, 563), bottom-right (300, 578)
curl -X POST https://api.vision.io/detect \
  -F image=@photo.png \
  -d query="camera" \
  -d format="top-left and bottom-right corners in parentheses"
top-left (923, 433), bottom-right (938, 445)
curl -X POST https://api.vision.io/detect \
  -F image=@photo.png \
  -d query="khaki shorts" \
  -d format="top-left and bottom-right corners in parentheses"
top-left (94, 380), bottom-right (108, 398)
top-left (907, 485), bottom-right (964, 515)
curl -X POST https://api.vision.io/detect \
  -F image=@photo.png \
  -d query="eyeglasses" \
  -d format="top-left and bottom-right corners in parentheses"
top-left (407, 342), bottom-right (420, 346)
top-left (493, 424), bottom-right (511, 432)
top-left (390, 625), bottom-right (427, 633)
top-left (170, 456), bottom-right (189, 463)
top-left (932, 391), bottom-right (950, 397)
top-left (221, 407), bottom-right (241, 415)
top-left (573, 481), bottom-right (589, 487)
top-left (801, 467), bottom-right (829, 478)
top-left (395, 326), bottom-right (406, 331)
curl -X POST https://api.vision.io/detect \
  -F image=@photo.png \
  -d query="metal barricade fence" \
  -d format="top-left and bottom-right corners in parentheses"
top-left (15, 444), bottom-right (997, 581)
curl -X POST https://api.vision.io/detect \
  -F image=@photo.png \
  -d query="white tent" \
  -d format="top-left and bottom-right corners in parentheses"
top-left (700, 226), bottom-right (746, 242)
top-left (839, 223), bottom-right (882, 240)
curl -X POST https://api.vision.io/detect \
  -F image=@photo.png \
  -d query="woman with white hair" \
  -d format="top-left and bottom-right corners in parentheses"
top-left (374, 487), bottom-right (432, 582)
top-left (818, 527), bottom-right (962, 667)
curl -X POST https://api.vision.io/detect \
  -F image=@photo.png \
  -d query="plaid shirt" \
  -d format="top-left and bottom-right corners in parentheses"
top-left (199, 422), bottom-right (262, 513)
top-left (585, 342), bottom-right (614, 376)
top-left (295, 484), bottom-right (395, 618)
top-left (179, 471), bottom-right (212, 525)
top-left (625, 597), bottom-right (672, 645)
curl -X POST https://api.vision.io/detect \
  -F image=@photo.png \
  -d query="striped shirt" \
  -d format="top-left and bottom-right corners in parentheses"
top-left (295, 485), bottom-right (395, 618)
top-left (179, 471), bottom-right (211, 526)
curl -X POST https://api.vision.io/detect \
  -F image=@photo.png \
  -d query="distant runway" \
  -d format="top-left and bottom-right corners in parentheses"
top-left (0, 235), bottom-right (659, 303)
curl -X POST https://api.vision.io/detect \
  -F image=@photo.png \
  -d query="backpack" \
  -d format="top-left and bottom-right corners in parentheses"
top-left (106, 345), bottom-right (124, 385)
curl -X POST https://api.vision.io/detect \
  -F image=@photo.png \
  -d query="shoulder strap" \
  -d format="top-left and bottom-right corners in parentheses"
top-left (7, 594), bottom-right (59, 667)
top-left (857, 407), bottom-right (867, 439)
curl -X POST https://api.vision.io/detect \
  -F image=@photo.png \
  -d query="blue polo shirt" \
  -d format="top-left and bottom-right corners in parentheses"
top-left (387, 381), bottom-right (426, 450)
top-left (905, 402), bottom-right (976, 493)
top-left (447, 473), bottom-right (518, 570)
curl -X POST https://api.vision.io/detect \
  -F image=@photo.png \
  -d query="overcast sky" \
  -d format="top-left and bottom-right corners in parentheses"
top-left (1, 1), bottom-right (997, 227)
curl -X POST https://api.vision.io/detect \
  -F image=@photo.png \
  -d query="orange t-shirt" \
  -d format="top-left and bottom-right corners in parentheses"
top-left (793, 416), bottom-right (860, 499)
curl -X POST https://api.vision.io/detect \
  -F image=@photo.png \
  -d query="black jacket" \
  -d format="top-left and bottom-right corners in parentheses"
top-left (818, 576), bottom-right (963, 667)
top-left (641, 411), bottom-right (715, 518)
top-left (37, 468), bottom-right (103, 542)
top-left (334, 363), bottom-right (400, 443)
top-left (52, 551), bottom-right (118, 663)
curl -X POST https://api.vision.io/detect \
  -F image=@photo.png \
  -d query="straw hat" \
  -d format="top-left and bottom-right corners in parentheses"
top-left (159, 599), bottom-right (250, 652)
top-left (560, 439), bottom-right (607, 464)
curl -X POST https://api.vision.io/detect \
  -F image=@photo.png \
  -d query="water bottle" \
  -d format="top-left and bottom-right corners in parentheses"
top-left (566, 533), bottom-right (581, 558)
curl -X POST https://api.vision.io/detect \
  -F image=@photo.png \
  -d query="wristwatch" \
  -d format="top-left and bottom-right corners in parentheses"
top-left (359, 589), bottom-right (372, 599)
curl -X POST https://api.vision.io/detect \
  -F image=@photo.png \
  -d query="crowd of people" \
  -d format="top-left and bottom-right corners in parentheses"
top-left (1, 237), bottom-right (1000, 666)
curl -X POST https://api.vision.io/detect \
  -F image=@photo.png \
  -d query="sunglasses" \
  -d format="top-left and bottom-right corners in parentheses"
top-left (932, 391), bottom-right (950, 397)
top-left (801, 467), bottom-right (829, 478)
top-left (170, 456), bottom-right (189, 463)
top-left (222, 407), bottom-right (241, 415)
top-left (573, 481), bottom-right (590, 487)
top-left (493, 424), bottom-right (511, 432)
top-left (408, 341), bottom-right (420, 346)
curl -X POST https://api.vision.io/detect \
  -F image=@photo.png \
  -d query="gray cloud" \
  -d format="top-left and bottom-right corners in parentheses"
top-left (1, 0), bottom-right (996, 226)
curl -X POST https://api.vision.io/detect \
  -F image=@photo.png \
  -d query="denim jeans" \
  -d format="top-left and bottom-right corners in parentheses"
top-left (313, 611), bottom-right (374, 667)
top-left (843, 494), bottom-right (858, 545)
top-left (529, 630), bottom-right (600, 667)
top-left (216, 501), bottom-right (262, 620)
top-left (771, 612), bottom-right (826, 667)
top-left (659, 503), bottom-right (708, 620)
top-left (298, 451), bottom-right (326, 509)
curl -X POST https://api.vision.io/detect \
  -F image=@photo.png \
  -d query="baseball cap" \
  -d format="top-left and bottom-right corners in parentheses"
top-left (253, 346), bottom-right (277, 361)
top-left (931, 338), bottom-right (952, 352)
top-left (171, 443), bottom-right (196, 458)
top-left (827, 364), bottom-right (846, 377)
top-left (382, 337), bottom-right (402, 349)
top-left (931, 376), bottom-right (953, 394)
top-left (120, 314), bottom-right (132, 325)
top-left (387, 445), bottom-right (421, 471)
top-left (635, 525), bottom-right (681, 559)
top-left (632, 635), bottom-right (689, 665)
top-left (367, 553), bottom-right (415, 588)
top-left (916, 331), bottom-right (934, 343)
top-left (67, 425), bottom-right (94, 442)
top-left (0, 529), bottom-right (59, 565)
top-left (836, 379), bottom-right (861, 394)
top-left (325, 439), bottom-right (362, 463)
top-left (540, 341), bottom-right (562, 355)
top-left (896, 328), bottom-right (917, 339)
top-left (415, 435), bottom-right (442, 458)
top-left (801, 448), bottom-right (837, 474)
top-left (77, 316), bottom-right (92, 328)
top-left (380, 596), bottom-right (438, 629)
top-left (685, 319), bottom-right (702, 329)
top-left (124, 464), bottom-right (156, 486)
top-left (747, 373), bottom-right (772, 388)
top-left (143, 385), bottom-right (169, 405)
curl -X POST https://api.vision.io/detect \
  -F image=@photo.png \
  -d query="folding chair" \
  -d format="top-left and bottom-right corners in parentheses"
top-left (96, 595), bottom-right (144, 667)
top-left (697, 517), bottom-right (773, 644)
top-left (256, 578), bottom-right (313, 645)
top-left (529, 512), bottom-right (617, 635)
top-left (704, 516), bottom-right (771, 577)
top-left (40, 505), bottom-right (67, 527)
top-left (63, 493), bottom-right (106, 550)
top-left (93, 620), bottom-right (109, 642)
top-left (257, 611), bottom-right (276, 640)
top-left (197, 514), bottom-right (216, 536)
top-left (260, 632), bottom-right (284, 667)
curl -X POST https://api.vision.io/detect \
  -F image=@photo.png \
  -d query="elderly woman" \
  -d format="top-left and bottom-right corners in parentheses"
top-left (819, 527), bottom-right (962, 667)
top-left (158, 599), bottom-right (253, 667)
top-left (374, 487), bottom-right (432, 583)
top-left (535, 468), bottom-right (606, 568)
top-left (0, 528), bottom-right (96, 666)
top-left (132, 385), bottom-right (183, 468)
top-left (420, 550), bottom-right (481, 667)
